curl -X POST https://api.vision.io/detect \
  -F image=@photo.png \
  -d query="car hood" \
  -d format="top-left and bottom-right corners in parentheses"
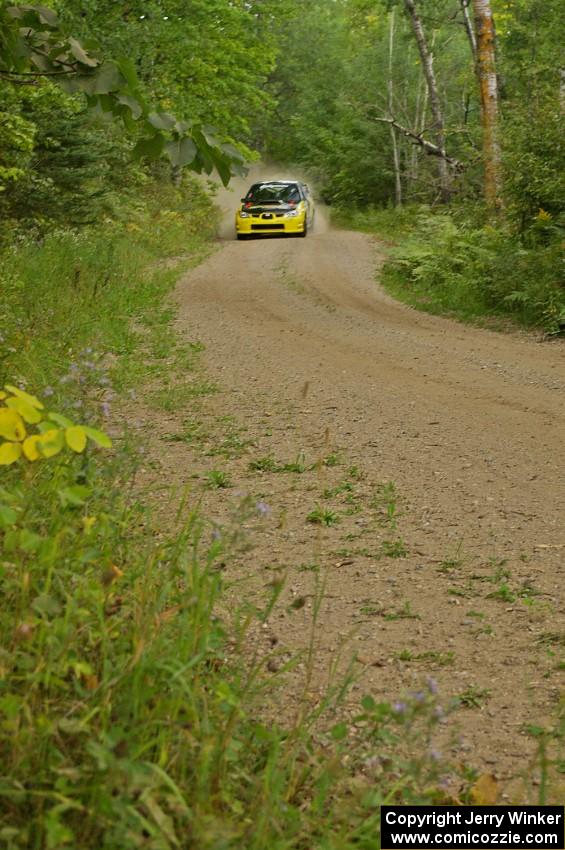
top-left (241, 202), bottom-right (301, 214)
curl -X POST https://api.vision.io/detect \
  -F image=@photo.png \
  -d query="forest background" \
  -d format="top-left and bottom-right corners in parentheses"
top-left (0, 1), bottom-right (564, 847)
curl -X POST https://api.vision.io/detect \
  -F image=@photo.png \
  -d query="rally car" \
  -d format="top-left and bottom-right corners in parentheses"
top-left (235, 180), bottom-right (314, 239)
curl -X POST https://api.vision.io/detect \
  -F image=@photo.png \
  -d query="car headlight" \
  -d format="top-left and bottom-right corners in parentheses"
top-left (284, 209), bottom-right (299, 218)
top-left (239, 210), bottom-right (250, 218)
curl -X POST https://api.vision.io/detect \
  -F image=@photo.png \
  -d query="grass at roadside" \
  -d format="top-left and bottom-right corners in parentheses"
top-left (2, 183), bottom-right (564, 848)
top-left (334, 204), bottom-right (565, 334)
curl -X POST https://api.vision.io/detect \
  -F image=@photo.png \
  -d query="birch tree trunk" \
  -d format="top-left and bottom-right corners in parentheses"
top-left (460, 0), bottom-right (477, 60)
top-left (388, 9), bottom-right (402, 207)
top-left (472, 0), bottom-right (503, 210)
top-left (404, 0), bottom-right (451, 202)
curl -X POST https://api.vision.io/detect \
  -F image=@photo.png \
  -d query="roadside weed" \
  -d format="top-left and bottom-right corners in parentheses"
top-left (204, 469), bottom-right (231, 489)
top-left (381, 538), bottom-right (408, 558)
top-left (457, 686), bottom-right (492, 709)
top-left (384, 601), bottom-right (420, 621)
top-left (307, 505), bottom-right (340, 526)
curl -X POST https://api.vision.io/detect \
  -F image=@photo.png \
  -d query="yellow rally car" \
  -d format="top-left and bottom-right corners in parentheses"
top-left (235, 180), bottom-right (314, 240)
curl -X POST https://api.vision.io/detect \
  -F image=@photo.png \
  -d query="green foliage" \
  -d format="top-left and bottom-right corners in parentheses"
top-left (372, 209), bottom-right (565, 332)
top-left (0, 3), bottom-right (246, 182)
top-left (0, 109), bottom-right (35, 188)
top-left (0, 87), bottom-right (127, 230)
top-left (0, 177), bottom-right (218, 393)
top-left (58, 0), bottom-right (284, 153)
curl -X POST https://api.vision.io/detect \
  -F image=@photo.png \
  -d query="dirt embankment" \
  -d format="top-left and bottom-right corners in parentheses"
top-left (136, 191), bottom-right (565, 798)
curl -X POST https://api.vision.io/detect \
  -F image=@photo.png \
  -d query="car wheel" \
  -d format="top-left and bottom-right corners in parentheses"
top-left (299, 221), bottom-right (308, 238)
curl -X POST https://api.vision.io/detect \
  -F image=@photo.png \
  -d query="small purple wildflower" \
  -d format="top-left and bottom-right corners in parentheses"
top-left (433, 705), bottom-right (446, 721)
top-left (392, 701), bottom-right (407, 715)
top-left (101, 402), bottom-right (111, 417)
top-left (429, 748), bottom-right (442, 762)
top-left (256, 500), bottom-right (270, 516)
top-left (427, 677), bottom-right (438, 695)
top-left (412, 690), bottom-right (426, 704)
top-left (43, 386), bottom-right (54, 397)
top-left (211, 528), bottom-right (222, 542)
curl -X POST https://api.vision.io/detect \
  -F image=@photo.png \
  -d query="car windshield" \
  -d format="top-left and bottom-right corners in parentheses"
top-left (246, 183), bottom-right (300, 204)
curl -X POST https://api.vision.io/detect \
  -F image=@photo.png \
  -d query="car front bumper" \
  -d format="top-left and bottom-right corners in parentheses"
top-left (235, 212), bottom-right (306, 235)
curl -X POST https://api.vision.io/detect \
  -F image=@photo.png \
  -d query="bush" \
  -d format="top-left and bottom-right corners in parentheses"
top-left (380, 211), bottom-right (565, 332)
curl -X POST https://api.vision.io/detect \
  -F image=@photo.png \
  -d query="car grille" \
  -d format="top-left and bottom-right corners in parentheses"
top-left (251, 223), bottom-right (285, 230)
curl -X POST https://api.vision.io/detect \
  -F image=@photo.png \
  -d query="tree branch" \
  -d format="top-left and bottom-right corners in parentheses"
top-left (372, 116), bottom-right (464, 171)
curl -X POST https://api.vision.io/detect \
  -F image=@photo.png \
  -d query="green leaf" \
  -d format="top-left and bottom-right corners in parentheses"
top-left (35, 5), bottom-right (59, 27)
top-left (68, 36), bottom-right (98, 68)
top-left (116, 94), bottom-right (142, 120)
top-left (0, 505), bottom-right (18, 528)
top-left (58, 485), bottom-right (91, 507)
top-left (148, 112), bottom-right (176, 132)
top-left (18, 529), bottom-right (43, 553)
top-left (90, 62), bottom-right (124, 94)
top-left (47, 412), bottom-right (74, 428)
top-left (115, 56), bottom-right (139, 91)
top-left (33, 594), bottom-right (62, 617)
top-left (82, 426), bottom-right (112, 448)
top-left (133, 134), bottom-right (165, 160)
top-left (330, 722), bottom-right (348, 741)
top-left (164, 137), bottom-right (197, 168)
top-left (212, 152), bottom-right (232, 187)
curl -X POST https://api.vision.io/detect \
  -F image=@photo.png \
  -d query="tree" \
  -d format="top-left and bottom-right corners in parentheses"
top-left (403, 0), bottom-right (451, 201)
top-left (387, 9), bottom-right (402, 206)
top-left (472, 0), bottom-right (502, 210)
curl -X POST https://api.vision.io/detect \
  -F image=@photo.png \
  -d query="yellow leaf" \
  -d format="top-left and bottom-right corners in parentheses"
top-left (470, 773), bottom-right (498, 805)
top-left (22, 435), bottom-right (41, 461)
top-left (5, 396), bottom-right (42, 424)
top-left (65, 425), bottom-right (87, 453)
top-left (37, 428), bottom-right (65, 458)
top-left (0, 442), bottom-right (23, 465)
top-left (4, 385), bottom-right (44, 410)
top-left (0, 408), bottom-right (26, 442)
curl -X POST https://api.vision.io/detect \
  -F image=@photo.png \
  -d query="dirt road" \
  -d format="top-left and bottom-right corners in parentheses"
top-left (144, 212), bottom-right (565, 796)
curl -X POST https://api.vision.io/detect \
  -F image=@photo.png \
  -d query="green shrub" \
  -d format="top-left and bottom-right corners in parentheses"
top-left (381, 211), bottom-right (565, 332)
